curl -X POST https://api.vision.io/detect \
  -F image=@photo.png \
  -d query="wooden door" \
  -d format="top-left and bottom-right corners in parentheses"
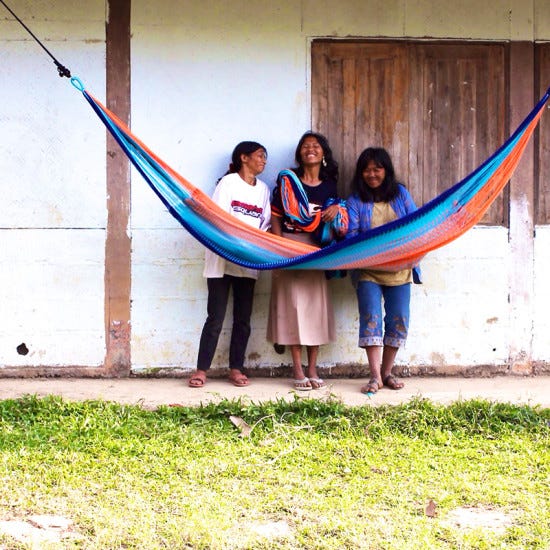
top-left (312, 42), bottom-right (409, 198)
top-left (312, 41), bottom-right (507, 224)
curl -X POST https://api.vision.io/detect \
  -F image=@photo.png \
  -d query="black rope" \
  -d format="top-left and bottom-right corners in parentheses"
top-left (0, 0), bottom-right (71, 78)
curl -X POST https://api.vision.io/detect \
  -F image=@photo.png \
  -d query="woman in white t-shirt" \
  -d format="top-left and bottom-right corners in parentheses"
top-left (188, 141), bottom-right (271, 388)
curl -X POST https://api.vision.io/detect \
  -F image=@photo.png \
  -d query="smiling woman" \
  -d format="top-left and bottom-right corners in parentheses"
top-left (267, 132), bottom-right (347, 391)
top-left (346, 147), bottom-right (422, 395)
top-left (188, 141), bottom-right (272, 389)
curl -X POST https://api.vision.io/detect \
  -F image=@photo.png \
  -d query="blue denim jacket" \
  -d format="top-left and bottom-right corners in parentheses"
top-left (345, 184), bottom-right (422, 284)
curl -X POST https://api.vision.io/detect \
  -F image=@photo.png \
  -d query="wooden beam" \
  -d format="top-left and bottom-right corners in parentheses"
top-left (104, 0), bottom-right (131, 376)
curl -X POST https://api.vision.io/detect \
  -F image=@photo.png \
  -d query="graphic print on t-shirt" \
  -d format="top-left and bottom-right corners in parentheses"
top-left (231, 200), bottom-right (264, 221)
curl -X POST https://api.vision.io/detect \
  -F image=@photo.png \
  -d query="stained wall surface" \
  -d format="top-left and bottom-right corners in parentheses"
top-left (1, 1), bottom-right (106, 369)
top-left (1, 0), bottom-right (548, 375)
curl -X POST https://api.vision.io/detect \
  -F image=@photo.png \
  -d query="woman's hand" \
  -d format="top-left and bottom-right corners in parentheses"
top-left (321, 204), bottom-right (340, 223)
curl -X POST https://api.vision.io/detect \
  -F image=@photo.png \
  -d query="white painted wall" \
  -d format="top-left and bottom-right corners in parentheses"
top-left (533, 226), bottom-right (550, 362)
top-left (0, 1), bottom-right (106, 367)
top-left (1, 0), bottom-right (549, 373)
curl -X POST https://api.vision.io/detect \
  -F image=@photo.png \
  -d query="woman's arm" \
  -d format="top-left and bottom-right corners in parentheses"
top-left (270, 214), bottom-right (283, 236)
top-left (345, 195), bottom-right (361, 238)
top-left (399, 185), bottom-right (418, 214)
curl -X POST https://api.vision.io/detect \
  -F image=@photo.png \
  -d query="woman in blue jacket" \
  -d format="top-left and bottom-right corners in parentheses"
top-left (346, 147), bottom-right (421, 394)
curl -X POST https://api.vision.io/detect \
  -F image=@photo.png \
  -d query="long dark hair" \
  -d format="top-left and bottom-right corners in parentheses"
top-left (293, 131), bottom-right (338, 183)
top-left (351, 147), bottom-right (400, 202)
top-left (223, 141), bottom-right (267, 176)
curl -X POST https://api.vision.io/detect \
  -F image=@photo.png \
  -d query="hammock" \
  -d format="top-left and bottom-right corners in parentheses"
top-left (73, 78), bottom-right (550, 271)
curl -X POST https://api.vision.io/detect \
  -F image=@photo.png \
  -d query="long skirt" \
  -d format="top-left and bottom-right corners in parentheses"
top-left (266, 233), bottom-right (335, 346)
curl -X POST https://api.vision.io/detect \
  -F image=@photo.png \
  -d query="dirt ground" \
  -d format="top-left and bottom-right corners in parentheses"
top-left (0, 375), bottom-right (548, 409)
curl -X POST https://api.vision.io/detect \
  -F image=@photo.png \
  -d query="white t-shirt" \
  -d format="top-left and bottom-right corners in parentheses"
top-left (203, 172), bottom-right (271, 280)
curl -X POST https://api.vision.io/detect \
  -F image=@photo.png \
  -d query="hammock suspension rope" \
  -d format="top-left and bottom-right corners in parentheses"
top-left (0, 0), bottom-right (72, 78)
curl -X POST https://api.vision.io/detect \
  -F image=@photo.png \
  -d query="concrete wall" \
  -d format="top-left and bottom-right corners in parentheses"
top-left (1, 0), bottom-right (549, 376)
top-left (1, 1), bottom-right (106, 369)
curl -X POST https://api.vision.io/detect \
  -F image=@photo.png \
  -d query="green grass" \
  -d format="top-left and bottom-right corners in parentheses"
top-left (0, 395), bottom-right (548, 549)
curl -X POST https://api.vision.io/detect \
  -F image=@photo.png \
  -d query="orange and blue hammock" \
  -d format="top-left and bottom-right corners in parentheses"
top-left (72, 78), bottom-right (550, 271)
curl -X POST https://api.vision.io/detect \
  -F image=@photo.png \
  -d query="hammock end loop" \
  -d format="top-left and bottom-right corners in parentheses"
top-left (70, 76), bottom-right (85, 92)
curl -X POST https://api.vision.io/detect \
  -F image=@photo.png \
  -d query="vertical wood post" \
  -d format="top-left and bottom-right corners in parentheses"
top-left (104, 0), bottom-right (131, 376)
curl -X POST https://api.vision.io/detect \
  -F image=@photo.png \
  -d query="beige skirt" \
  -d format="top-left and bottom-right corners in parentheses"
top-left (266, 232), bottom-right (335, 346)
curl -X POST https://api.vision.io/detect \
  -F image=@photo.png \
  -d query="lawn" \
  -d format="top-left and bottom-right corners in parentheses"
top-left (0, 395), bottom-right (548, 549)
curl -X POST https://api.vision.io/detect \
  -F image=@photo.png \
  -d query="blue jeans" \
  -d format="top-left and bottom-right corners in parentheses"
top-left (356, 281), bottom-right (411, 348)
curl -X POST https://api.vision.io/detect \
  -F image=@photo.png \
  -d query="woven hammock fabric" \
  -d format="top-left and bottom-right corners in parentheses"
top-left (79, 84), bottom-right (549, 271)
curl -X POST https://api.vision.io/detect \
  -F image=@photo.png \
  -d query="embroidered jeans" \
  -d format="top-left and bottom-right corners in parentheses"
top-left (356, 280), bottom-right (411, 348)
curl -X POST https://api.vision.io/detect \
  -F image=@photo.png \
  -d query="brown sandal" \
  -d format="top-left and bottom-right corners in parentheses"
top-left (383, 375), bottom-right (404, 390)
top-left (228, 370), bottom-right (249, 387)
top-left (361, 379), bottom-right (381, 395)
top-left (188, 370), bottom-right (207, 388)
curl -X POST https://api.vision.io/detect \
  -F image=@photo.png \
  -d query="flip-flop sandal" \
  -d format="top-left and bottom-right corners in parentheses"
top-left (293, 377), bottom-right (312, 391)
top-left (360, 379), bottom-right (381, 395)
top-left (309, 377), bottom-right (326, 389)
top-left (228, 372), bottom-right (249, 387)
top-left (383, 375), bottom-right (404, 390)
top-left (188, 371), bottom-right (206, 388)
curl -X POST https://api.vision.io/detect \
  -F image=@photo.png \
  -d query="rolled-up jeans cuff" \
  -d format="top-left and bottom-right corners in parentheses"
top-left (384, 336), bottom-right (406, 348)
top-left (358, 336), bottom-right (383, 348)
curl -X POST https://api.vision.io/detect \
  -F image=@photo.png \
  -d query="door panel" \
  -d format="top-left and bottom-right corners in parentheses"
top-left (313, 42), bottom-right (409, 197)
top-left (411, 44), bottom-right (506, 221)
